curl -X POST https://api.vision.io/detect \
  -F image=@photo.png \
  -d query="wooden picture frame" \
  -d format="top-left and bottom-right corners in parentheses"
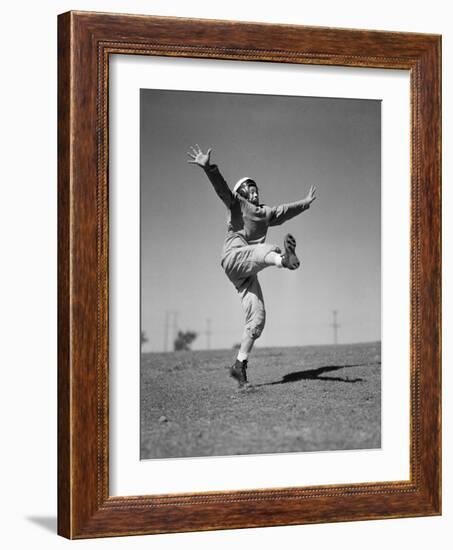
top-left (58, 11), bottom-right (441, 539)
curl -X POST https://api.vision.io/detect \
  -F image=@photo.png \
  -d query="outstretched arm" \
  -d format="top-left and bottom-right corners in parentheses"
top-left (269, 185), bottom-right (317, 226)
top-left (187, 145), bottom-right (233, 208)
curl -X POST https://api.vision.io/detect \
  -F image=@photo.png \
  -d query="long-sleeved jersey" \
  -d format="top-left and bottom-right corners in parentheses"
top-left (204, 164), bottom-right (310, 248)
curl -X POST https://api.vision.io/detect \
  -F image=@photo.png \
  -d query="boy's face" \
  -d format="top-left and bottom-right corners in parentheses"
top-left (238, 181), bottom-right (259, 205)
top-left (247, 184), bottom-right (259, 205)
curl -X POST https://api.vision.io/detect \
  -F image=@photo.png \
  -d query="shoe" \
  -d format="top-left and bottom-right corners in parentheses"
top-left (281, 233), bottom-right (300, 270)
top-left (230, 359), bottom-right (248, 387)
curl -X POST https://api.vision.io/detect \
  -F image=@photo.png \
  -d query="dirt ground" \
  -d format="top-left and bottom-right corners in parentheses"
top-left (140, 342), bottom-right (381, 459)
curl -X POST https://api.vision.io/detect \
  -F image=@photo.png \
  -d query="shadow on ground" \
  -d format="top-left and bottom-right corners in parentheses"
top-left (26, 516), bottom-right (57, 533)
top-left (257, 362), bottom-right (381, 387)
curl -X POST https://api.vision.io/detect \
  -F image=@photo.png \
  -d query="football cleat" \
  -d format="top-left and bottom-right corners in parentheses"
top-left (281, 233), bottom-right (300, 270)
top-left (230, 359), bottom-right (248, 387)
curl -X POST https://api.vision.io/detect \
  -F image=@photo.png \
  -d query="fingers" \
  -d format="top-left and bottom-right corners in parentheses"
top-left (186, 148), bottom-right (199, 165)
top-left (187, 145), bottom-right (203, 157)
top-left (188, 144), bottom-right (213, 156)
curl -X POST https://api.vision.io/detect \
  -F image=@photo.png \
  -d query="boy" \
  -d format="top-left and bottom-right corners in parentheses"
top-left (187, 145), bottom-right (316, 387)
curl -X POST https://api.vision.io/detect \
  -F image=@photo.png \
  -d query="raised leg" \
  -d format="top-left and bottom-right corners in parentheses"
top-left (263, 250), bottom-right (283, 268)
top-left (222, 242), bottom-right (282, 284)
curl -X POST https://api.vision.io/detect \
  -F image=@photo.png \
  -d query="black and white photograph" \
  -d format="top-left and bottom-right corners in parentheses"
top-left (140, 89), bottom-right (381, 459)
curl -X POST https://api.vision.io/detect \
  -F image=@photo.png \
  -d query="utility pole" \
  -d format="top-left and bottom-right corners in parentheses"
top-left (331, 310), bottom-right (340, 345)
top-left (164, 310), bottom-right (179, 352)
top-left (164, 311), bottom-right (169, 352)
top-left (163, 312), bottom-right (167, 352)
top-left (171, 311), bottom-right (179, 351)
top-left (205, 318), bottom-right (212, 350)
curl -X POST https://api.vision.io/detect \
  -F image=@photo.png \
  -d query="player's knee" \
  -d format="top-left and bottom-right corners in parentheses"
top-left (247, 310), bottom-right (266, 340)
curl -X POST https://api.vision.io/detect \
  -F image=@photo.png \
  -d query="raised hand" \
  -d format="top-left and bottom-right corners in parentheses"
top-left (187, 144), bottom-right (212, 168)
top-left (305, 185), bottom-right (317, 205)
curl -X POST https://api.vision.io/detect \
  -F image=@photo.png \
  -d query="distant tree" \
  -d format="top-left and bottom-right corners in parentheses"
top-left (232, 342), bottom-right (241, 350)
top-left (174, 330), bottom-right (197, 351)
top-left (141, 331), bottom-right (148, 347)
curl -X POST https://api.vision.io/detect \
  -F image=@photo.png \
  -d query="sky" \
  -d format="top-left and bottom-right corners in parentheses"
top-left (140, 89), bottom-right (381, 352)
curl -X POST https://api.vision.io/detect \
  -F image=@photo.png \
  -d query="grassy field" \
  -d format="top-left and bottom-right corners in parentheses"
top-left (140, 342), bottom-right (381, 459)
